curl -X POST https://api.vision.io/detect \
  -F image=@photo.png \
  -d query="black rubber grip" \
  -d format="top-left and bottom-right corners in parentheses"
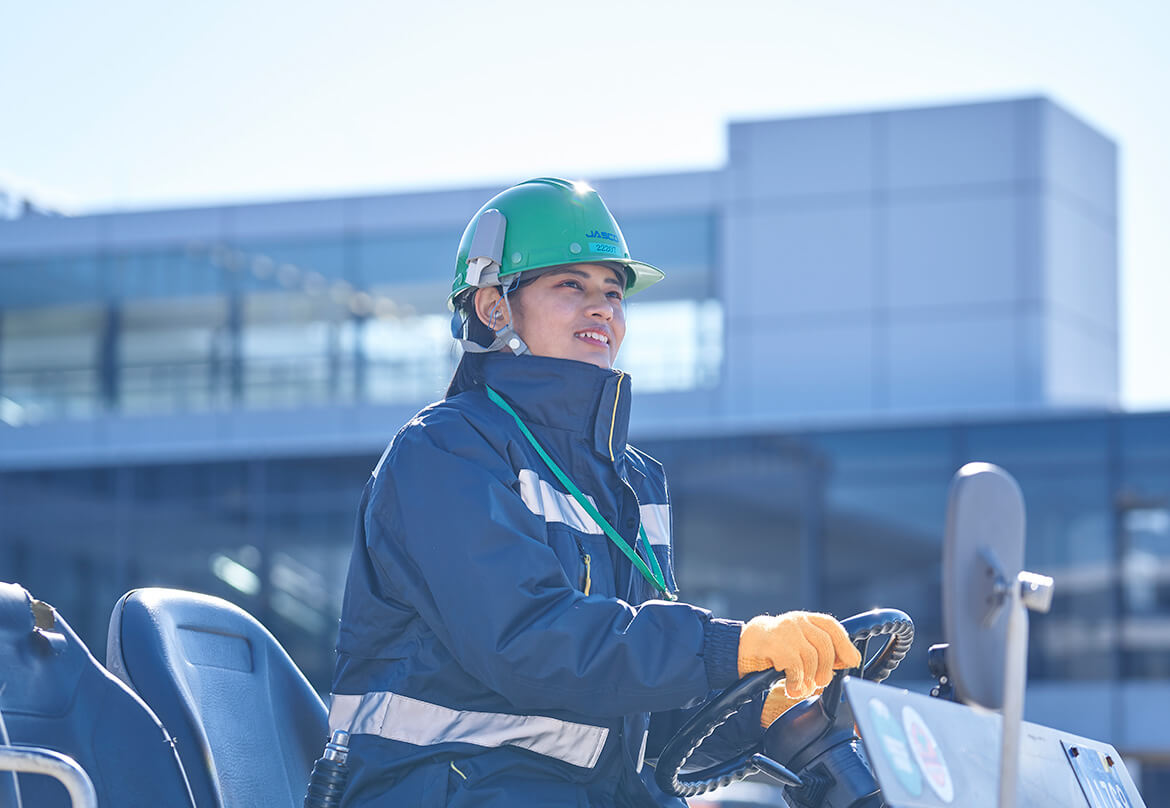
top-left (841, 608), bottom-right (915, 684)
top-left (654, 669), bottom-right (782, 797)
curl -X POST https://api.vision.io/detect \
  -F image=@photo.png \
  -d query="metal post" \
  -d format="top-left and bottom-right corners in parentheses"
top-left (228, 292), bottom-right (243, 404)
top-left (99, 303), bottom-right (120, 412)
top-left (997, 584), bottom-right (1028, 808)
top-left (353, 313), bottom-right (367, 404)
top-left (998, 569), bottom-right (1053, 808)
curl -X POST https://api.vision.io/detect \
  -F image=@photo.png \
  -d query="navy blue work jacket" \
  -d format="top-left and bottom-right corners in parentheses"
top-left (332, 354), bottom-right (759, 807)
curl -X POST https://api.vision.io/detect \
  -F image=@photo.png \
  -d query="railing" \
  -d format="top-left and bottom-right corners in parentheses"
top-left (1, 351), bottom-right (719, 426)
top-left (0, 355), bottom-right (457, 424)
top-left (0, 745), bottom-right (98, 808)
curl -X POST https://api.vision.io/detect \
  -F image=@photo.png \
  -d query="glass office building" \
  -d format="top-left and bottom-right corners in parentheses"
top-left (3, 96), bottom-right (1167, 795)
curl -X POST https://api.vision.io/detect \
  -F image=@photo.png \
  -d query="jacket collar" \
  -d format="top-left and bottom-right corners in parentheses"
top-left (479, 353), bottom-right (632, 463)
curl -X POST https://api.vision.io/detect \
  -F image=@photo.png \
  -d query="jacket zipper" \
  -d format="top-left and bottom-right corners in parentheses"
top-left (607, 371), bottom-right (625, 462)
top-left (574, 538), bottom-right (592, 596)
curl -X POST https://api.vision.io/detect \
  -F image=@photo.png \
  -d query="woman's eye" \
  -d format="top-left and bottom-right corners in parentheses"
top-left (607, 291), bottom-right (624, 301)
top-left (559, 280), bottom-right (582, 289)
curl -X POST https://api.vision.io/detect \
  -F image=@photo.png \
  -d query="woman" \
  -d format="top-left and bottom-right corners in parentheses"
top-left (331, 178), bottom-right (860, 807)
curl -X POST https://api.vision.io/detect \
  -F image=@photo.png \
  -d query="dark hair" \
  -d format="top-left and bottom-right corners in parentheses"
top-left (445, 352), bottom-right (486, 398)
top-left (443, 274), bottom-right (540, 398)
top-left (444, 288), bottom-right (503, 398)
top-left (464, 292), bottom-right (499, 347)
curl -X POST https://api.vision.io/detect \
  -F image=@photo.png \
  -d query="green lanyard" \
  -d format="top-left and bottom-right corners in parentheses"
top-left (485, 384), bottom-right (676, 601)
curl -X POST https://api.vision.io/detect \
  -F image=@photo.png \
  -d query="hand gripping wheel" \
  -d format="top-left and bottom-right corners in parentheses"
top-left (655, 608), bottom-right (914, 799)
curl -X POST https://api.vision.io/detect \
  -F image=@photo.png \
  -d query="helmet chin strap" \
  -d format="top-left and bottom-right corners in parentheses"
top-left (452, 280), bottom-right (530, 356)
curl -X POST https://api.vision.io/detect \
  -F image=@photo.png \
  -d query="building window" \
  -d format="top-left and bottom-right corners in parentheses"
top-left (120, 297), bottom-right (227, 414)
top-left (1, 304), bottom-right (105, 423)
top-left (620, 299), bottom-right (723, 392)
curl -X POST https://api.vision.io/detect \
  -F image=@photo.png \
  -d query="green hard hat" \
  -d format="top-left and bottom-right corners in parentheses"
top-left (448, 177), bottom-right (664, 310)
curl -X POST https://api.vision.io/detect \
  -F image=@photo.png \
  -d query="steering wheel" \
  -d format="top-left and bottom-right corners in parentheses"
top-left (654, 608), bottom-right (914, 798)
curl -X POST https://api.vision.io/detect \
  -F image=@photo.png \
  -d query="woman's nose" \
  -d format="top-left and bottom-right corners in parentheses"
top-left (586, 294), bottom-right (615, 319)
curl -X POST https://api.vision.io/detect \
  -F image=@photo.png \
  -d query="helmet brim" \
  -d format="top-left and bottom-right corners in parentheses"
top-left (613, 259), bottom-right (665, 298)
top-left (450, 258), bottom-right (665, 311)
top-left (526, 258), bottom-right (665, 298)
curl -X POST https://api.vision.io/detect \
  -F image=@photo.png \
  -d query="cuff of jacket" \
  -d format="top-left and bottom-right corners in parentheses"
top-left (702, 617), bottom-right (744, 690)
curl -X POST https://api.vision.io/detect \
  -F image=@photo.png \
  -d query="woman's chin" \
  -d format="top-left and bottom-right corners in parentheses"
top-left (529, 346), bottom-right (613, 369)
top-left (577, 351), bottom-right (613, 370)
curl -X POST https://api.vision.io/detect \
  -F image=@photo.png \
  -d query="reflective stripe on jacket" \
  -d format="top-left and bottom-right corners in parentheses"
top-left (331, 354), bottom-right (753, 808)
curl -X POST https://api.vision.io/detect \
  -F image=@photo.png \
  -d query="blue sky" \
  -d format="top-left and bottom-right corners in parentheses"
top-left (2, 0), bottom-right (1166, 407)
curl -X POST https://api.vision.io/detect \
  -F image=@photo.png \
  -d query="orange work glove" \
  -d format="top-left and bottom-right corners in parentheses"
top-left (738, 612), bottom-right (861, 702)
top-left (760, 683), bottom-right (825, 728)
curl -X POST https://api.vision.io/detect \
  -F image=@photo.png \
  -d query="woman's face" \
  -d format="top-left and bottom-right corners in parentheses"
top-left (480, 263), bottom-right (627, 369)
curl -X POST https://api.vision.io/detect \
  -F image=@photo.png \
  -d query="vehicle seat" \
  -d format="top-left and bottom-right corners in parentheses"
top-left (106, 588), bottom-right (328, 808)
top-left (0, 582), bottom-right (195, 808)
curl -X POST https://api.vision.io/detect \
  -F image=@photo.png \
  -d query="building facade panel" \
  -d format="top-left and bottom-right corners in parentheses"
top-left (885, 191), bottom-right (1021, 310)
top-left (0, 211), bottom-right (105, 255)
top-left (1042, 310), bottom-right (1120, 407)
top-left (228, 197), bottom-right (351, 240)
top-left (734, 203), bottom-right (877, 318)
top-left (1041, 100), bottom-right (1119, 219)
top-left (613, 209), bottom-right (718, 302)
top-left (105, 205), bottom-right (227, 248)
top-left (748, 317), bottom-right (877, 418)
top-left (592, 170), bottom-right (722, 214)
top-left (349, 185), bottom-right (494, 232)
top-left (883, 99), bottom-right (1023, 190)
top-left (728, 112), bottom-right (877, 201)
top-left (1044, 191), bottom-right (1119, 335)
top-left (886, 309), bottom-right (1022, 412)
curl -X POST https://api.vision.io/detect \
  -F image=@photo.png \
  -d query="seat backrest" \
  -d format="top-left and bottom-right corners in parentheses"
top-left (0, 582), bottom-right (195, 808)
top-left (107, 588), bottom-right (328, 808)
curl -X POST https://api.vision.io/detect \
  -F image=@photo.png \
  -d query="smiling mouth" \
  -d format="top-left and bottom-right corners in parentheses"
top-left (574, 330), bottom-right (610, 347)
